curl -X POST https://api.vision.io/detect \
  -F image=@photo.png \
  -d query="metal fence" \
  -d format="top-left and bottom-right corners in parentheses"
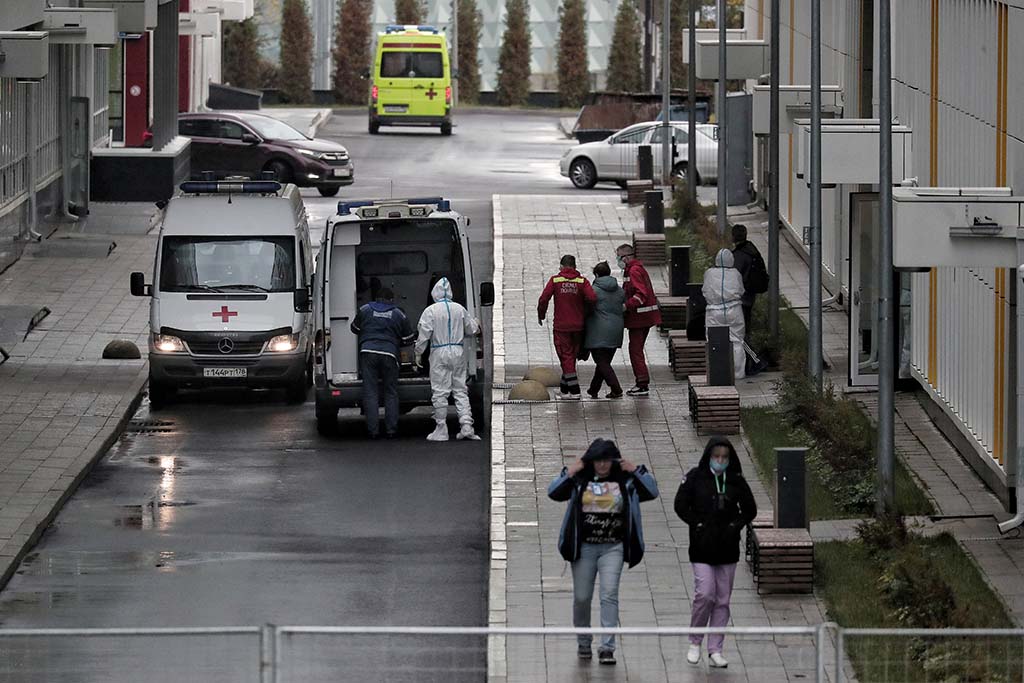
top-left (2, 625), bottom-right (1023, 682)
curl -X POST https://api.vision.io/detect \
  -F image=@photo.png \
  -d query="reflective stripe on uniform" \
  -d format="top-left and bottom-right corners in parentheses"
top-left (636, 305), bottom-right (659, 313)
top-left (552, 276), bottom-right (585, 284)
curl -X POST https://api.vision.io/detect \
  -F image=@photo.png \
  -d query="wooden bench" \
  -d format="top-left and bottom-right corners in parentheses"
top-left (633, 233), bottom-right (666, 265)
top-left (625, 179), bottom-right (654, 205)
top-left (688, 383), bottom-right (740, 434)
top-left (751, 528), bottom-right (814, 594)
top-left (658, 296), bottom-right (687, 331)
top-left (745, 511), bottom-right (775, 566)
top-left (668, 333), bottom-right (706, 380)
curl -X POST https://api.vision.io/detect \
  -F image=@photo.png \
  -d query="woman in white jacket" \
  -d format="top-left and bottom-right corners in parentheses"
top-left (702, 249), bottom-right (746, 380)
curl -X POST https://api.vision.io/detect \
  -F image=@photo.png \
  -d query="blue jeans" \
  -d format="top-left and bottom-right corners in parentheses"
top-left (571, 542), bottom-right (624, 651)
top-left (360, 352), bottom-right (399, 436)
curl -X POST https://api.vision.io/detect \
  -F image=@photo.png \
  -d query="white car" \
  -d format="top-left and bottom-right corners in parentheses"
top-left (560, 121), bottom-right (719, 189)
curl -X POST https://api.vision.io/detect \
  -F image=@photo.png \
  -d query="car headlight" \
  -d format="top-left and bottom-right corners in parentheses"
top-left (268, 334), bottom-right (299, 352)
top-left (153, 334), bottom-right (186, 353)
top-left (296, 149), bottom-right (322, 159)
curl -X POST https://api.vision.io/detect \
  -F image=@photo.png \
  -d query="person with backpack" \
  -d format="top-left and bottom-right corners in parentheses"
top-left (730, 224), bottom-right (769, 335)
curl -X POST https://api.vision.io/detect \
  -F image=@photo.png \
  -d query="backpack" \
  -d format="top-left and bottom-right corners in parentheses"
top-left (743, 246), bottom-right (770, 294)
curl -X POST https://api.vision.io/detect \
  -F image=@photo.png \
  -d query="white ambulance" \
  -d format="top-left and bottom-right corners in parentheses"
top-left (312, 196), bottom-right (494, 435)
top-left (130, 180), bottom-right (314, 408)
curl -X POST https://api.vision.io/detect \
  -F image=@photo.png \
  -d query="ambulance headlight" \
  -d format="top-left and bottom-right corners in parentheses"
top-left (153, 334), bottom-right (186, 353)
top-left (268, 334), bottom-right (300, 352)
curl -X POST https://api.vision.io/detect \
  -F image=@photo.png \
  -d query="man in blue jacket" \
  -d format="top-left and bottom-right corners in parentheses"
top-left (350, 288), bottom-right (416, 438)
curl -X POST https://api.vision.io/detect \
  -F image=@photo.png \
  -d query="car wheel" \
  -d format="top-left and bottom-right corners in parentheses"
top-left (265, 160), bottom-right (292, 184)
top-left (315, 401), bottom-right (338, 436)
top-left (440, 121), bottom-right (452, 136)
top-left (569, 158), bottom-right (598, 189)
top-left (285, 359), bottom-right (311, 404)
top-left (368, 120), bottom-right (380, 135)
top-left (149, 379), bottom-right (175, 411)
top-left (317, 186), bottom-right (340, 197)
top-left (673, 162), bottom-right (701, 186)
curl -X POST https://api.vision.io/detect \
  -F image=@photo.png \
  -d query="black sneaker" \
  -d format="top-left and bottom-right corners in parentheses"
top-left (606, 390), bottom-right (623, 399)
top-left (598, 649), bottom-right (616, 665)
top-left (577, 645), bottom-right (592, 660)
top-left (586, 389), bottom-right (600, 399)
top-left (626, 386), bottom-right (649, 397)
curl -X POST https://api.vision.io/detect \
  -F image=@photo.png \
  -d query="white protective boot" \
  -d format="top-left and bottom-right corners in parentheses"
top-left (427, 421), bottom-right (449, 442)
top-left (457, 424), bottom-right (481, 441)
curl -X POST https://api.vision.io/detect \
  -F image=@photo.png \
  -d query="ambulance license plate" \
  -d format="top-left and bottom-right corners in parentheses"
top-left (332, 168), bottom-right (350, 177)
top-left (384, 105), bottom-right (407, 113)
top-left (204, 367), bottom-right (247, 378)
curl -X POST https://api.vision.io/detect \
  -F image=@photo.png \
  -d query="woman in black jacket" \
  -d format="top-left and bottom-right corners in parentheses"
top-left (548, 438), bottom-right (658, 666)
top-left (674, 436), bottom-right (756, 669)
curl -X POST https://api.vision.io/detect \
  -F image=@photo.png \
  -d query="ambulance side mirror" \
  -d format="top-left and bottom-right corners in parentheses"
top-left (130, 272), bottom-right (151, 297)
top-left (294, 287), bottom-right (312, 313)
top-left (479, 282), bottom-right (495, 307)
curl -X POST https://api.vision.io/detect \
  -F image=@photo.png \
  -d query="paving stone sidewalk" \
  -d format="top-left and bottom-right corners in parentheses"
top-left (0, 205), bottom-right (156, 587)
top-left (490, 195), bottom-right (840, 682)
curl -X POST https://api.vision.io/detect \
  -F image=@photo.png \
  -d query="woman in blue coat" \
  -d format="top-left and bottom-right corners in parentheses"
top-left (547, 438), bottom-right (659, 665)
top-left (584, 261), bottom-right (627, 399)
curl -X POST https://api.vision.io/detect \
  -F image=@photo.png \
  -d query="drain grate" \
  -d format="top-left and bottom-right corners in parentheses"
top-left (127, 419), bottom-right (176, 434)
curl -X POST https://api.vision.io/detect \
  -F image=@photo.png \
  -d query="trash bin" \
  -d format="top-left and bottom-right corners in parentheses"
top-left (207, 83), bottom-right (263, 110)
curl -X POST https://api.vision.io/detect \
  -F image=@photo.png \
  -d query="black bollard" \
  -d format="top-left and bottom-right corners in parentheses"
top-left (775, 448), bottom-right (808, 529)
top-left (706, 326), bottom-right (734, 386)
top-left (644, 190), bottom-right (664, 234)
top-left (669, 246), bottom-right (690, 297)
top-left (638, 145), bottom-right (653, 181)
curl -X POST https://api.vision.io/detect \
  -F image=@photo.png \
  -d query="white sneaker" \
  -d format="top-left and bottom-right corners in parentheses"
top-left (708, 652), bottom-right (728, 668)
top-left (556, 392), bottom-right (580, 401)
top-left (456, 425), bottom-right (481, 441)
top-left (686, 644), bottom-right (701, 665)
top-left (426, 423), bottom-right (449, 441)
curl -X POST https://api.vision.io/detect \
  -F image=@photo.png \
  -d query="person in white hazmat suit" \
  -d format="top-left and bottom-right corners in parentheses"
top-left (702, 249), bottom-right (747, 380)
top-left (416, 277), bottom-right (482, 441)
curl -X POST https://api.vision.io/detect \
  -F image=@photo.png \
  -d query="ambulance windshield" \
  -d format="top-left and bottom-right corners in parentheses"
top-left (160, 236), bottom-right (295, 293)
top-left (380, 51), bottom-right (444, 79)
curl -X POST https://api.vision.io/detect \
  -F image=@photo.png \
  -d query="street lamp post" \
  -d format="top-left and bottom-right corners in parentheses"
top-left (808, 0), bottom-right (823, 389)
top-left (661, 0), bottom-right (672, 187)
top-left (768, 0), bottom-right (780, 345)
top-left (716, 0), bottom-right (726, 236)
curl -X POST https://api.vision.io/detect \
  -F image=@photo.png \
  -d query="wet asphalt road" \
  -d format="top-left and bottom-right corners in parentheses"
top-left (0, 110), bottom-right (580, 681)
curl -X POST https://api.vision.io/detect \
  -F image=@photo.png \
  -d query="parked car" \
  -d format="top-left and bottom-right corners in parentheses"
top-left (559, 121), bottom-right (718, 189)
top-left (178, 112), bottom-right (355, 197)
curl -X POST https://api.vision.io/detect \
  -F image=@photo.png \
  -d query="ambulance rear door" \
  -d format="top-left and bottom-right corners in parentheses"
top-left (324, 220), bottom-right (361, 380)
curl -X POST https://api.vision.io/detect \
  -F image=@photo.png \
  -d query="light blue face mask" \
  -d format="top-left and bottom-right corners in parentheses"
top-left (710, 459), bottom-right (729, 475)
top-left (616, 255), bottom-right (626, 269)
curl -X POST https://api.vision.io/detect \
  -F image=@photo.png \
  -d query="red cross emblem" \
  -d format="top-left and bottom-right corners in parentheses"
top-left (212, 306), bottom-right (238, 323)
top-left (425, 87), bottom-right (437, 100)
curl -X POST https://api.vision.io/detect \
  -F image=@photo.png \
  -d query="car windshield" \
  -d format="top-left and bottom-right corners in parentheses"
top-left (380, 51), bottom-right (445, 78)
top-left (240, 116), bottom-right (308, 141)
top-left (160, 236), bottom-right (295, 293)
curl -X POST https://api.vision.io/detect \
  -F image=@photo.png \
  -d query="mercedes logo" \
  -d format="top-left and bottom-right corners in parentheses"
top-left (217, 338), bottom-right (234, 354)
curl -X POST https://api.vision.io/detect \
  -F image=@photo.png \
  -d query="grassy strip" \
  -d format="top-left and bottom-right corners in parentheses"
top-left (817, 535), bottom-right (1018, 682)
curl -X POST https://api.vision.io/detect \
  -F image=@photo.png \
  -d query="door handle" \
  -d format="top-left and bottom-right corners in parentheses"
top-left (853, 290), bottom-right (861, 305)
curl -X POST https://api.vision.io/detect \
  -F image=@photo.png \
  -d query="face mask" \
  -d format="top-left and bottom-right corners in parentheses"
top-left (616, 256), bottom-right (626, 269)
top-left (710, 459), bottom-right (729, 475)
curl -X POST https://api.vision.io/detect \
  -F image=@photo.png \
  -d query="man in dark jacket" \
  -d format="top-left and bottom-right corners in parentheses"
top-left (538, 254), bottom-right (597, 399)
top-left (548, 438), bottom-right (658, 665)
top-left (616, 244), bottom-right (661, 396)
top-left (350, 288), bottom-right (415, 438)
top-left (674, 436), bottom-right (757, 669)
top-left (730, 224), bottom-right (763, 335)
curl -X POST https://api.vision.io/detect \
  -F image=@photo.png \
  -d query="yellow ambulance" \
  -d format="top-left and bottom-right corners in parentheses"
top-left (368, 25), bottom-right (453, 136)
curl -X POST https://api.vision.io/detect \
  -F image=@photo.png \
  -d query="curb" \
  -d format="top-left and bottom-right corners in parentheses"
top-left (0, 367), bottom-right (149, 591)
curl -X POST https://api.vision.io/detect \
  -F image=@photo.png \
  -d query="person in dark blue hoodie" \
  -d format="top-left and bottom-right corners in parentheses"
top-left (548, 438), bottom-right (658, 666)
top-left (350, 288), bottom-right (415, 438)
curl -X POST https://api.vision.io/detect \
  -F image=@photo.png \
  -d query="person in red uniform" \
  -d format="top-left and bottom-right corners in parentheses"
top-left (538, 255), bottom-right (597, 399)
top-left (616, 244), bottom-right (661, 396)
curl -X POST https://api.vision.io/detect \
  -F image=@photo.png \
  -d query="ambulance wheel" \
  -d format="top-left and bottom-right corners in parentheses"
top-left (440, 121), bottom-right (452, 136)
top-left (317, 186), bottom-right (340, 197)
top-left (470, 389), bottom-right (488, 432)
top-left (265, 160), bottom-right (292, 184)
top-left (316, 402), bottom-right (338, 436)
top-left (149, 379), bottom-right (175, 411)
top-left (369, 120), bottom-right (380, 135)
top-left (285, 366), bottom-right (310, 404)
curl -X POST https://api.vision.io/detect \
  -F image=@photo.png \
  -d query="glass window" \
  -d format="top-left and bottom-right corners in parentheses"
top-left (159, 237), bottom-right (296, 293)
top-left (612, 128), bottom-right (649, 145)
top-left (650, 127), bottom-right (689, 144)
top-left (238, 115), bottom-right (307, 141)
top-left (218, 121), bottom-right (247, 140)
top-left (178, 118), bottom-right (216, 137)
top-left (379, 51), bottom-right (444, 79)
top-left (357, 251), bottom-right (429, 276)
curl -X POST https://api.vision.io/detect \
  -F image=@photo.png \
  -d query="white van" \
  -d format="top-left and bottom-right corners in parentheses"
top-left (130, 180), bottom-right (314, 409)
top-left (312, 196), bottom-right (494, 434)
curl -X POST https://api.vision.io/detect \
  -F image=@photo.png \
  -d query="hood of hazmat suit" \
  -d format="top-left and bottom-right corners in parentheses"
top-left (702, 249), bottom-right (747, 379)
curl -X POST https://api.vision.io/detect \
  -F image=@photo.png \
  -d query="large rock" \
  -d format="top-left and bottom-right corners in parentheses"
top-left (102, 339), bottom-right (141, 359)
top-left (524, 366), bottom-right (561, 387)
top-left (508, 379), bottom-right (550, 401)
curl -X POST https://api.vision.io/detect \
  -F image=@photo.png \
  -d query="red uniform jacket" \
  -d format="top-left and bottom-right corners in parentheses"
top-left (623, 259), bottom-right (662, 329)
top-left (537, 267), bottom-right (597, 332)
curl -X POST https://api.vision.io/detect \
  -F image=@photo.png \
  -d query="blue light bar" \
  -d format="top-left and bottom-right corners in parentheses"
top-left (337, 200), bottom-right (375, 215)
top-left (384, 24), bottom-right (407, 33)
top-left (180, 180), bottom-right (282, 194)
top-left (417, 25), bottom-right (439, 33)
top-left (337, 197), bottom-right (452, 215)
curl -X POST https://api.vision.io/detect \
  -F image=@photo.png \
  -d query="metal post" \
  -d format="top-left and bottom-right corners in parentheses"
top-left (260, 623), bottom-right (277, 683)
top-left (998, 252), bottom-right (1023, 533)
top-left (23, 82), bottom-right (42, 241)
top-left (814, 622), bottom-right (826, 683)
top-left (768, 0), bottom-right (780, 345)
top-left (687, 0), bottom-right (697, 205)
top-left (451, 0), bottom-right (459, 106)
top-left (644, 0), bottom-right (654, 90)
top-left (808, 0), bottom-right (823, 390)
top-left (716, 0), bottom-right (727, 235)
top-left (835, 627), bottom-right (845, 682)
top-left (660, 0), bottom-right (672, 187)
top-left (875, 0), bottom-right (895, 514)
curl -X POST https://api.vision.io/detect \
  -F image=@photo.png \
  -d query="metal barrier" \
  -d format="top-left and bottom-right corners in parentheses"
top-left (2, 624), bottom-right (1022, 681)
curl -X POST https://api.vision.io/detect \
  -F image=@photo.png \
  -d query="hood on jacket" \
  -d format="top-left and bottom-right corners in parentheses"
top-left (593, 275), bottom-right (619, 292)
top-left (697, 436), bottom-right (744, 475)
top-left (582, 438), bottom-right (622, 462)
top-left (559, 267), bottom-right (584, 279)
top-left (714, 249), bottom-right (735, 269)
top-left (431, 277), bottom-right (453, 303)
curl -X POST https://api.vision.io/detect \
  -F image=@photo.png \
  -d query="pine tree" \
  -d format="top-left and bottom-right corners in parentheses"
top-left (333, 0), bottom-right (373, 104)
top-left (605, 0), bottom-right (642, 92)
top-left (496, 0), bottom-right (531, 106)
top-left (457, 0), bottom-right (483, 104)
top-left (394, 0), bottom-right (425, 25)
top-left (556, 0), bottom-right (588, 107)
top-left (222, 18), bottom-right (262, 89)
top-left (278, 0), bottom-right (313, 103)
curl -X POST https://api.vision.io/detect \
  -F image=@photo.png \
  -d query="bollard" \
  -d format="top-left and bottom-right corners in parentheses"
top-left (669, 246), bottom-right (691, 297)
top-left (638, 145), bottom-right (653, 181)
top-left (685, 283), bottom-right (706, 341)
top-left (644, 190), bottom-right (664, 234)
top-left (706, 326), bottom-right (734, 386)
top-left (774, 448), bottom-right (808, 529)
